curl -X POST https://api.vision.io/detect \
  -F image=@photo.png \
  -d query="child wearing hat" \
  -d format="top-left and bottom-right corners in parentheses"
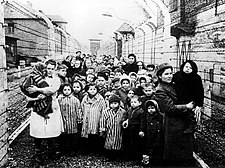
top-left (115, 75), bottom-right (131, 106)
top-left (99, 94), bottom-right (126, 161)
top-left (143, 100), bottom-right (164, 166)
top-left (122, 95), bottom-right (145, 162)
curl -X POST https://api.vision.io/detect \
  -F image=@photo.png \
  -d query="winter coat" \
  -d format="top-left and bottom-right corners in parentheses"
top-left (154, 82), bottom-right (194, 161)
top-left (116, 87), bottom-right (128, 106)
top-left (145, 101), bottom-right (164, 158)
top-left (172, 60), bottom-right (204, 107)
top-left (122, 106), bottom-right (145, 156)
top-left (81, 93), bottom-right (107, 138)
top-left (122, 63), bottom-right (138, 75)
top-left (100, 107), bottom-right (126, 150)
top-left (58, 94), bottom-right (82, 134)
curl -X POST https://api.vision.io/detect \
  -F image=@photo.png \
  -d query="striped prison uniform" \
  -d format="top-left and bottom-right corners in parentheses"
top-left (81, 93), bottom-right (107, 138)
top-left (100, 107), bottom-right (126, 150)
top-left (22, 70), bottom-right (53, 118)
top-left (58, 94), bottom-right (82, 134)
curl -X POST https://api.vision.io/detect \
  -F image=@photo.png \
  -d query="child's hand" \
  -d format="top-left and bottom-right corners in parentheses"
top-left (139, 131), bottom-right (144, 137)
top-left (122, 119), bottom-right (128, 129)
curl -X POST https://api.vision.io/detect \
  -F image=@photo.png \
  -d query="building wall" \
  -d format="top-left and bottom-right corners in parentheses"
top-left (0, 3), bottom-right (8, 167)
top-left (4, 1), bottom-right (81, 63)
top-left (5, 19), bottom-right (49, 59)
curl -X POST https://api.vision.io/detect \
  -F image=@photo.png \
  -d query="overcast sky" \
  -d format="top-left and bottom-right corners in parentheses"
top-left (17, 0), bottom-right (141, 48)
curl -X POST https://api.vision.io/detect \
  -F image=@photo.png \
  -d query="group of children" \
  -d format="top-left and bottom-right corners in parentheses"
top-left (55, 57), bottom-right (165, 165)
top-left (22, 54), bottom-right (203, 166)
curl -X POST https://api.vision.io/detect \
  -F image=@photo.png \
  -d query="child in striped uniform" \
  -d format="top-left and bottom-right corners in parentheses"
top-left (81, 82), bottom-right (107, 153)
top-left (58, 83), bottom-right (82, 156)
top-left (100, 94), bottom-right (126, 161)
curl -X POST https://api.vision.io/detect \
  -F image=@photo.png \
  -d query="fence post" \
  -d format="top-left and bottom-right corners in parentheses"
top-left (0, 2), bottom-right (9, 167)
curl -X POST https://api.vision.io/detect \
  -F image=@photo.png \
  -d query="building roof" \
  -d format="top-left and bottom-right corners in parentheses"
top-left (47, 15), bottom-right (67, 24)
top-left (117, 23), bottom-right (134, 35)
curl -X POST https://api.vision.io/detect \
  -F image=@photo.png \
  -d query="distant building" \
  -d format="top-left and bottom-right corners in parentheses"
top-left (3, 1), bottom-right (80, 67)
top-left (89, 39), bottom-right (100, 56)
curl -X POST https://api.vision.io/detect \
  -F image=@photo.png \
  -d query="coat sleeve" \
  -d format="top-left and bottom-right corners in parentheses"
top-left (154, 89), bottom-right (188, 116)
top-left (76, 98), bottom-right (82, 123)
top-left (195, 75), bottom-right (204, 107)
top-left (99, 108), bottom-right (108, 132)
top-left (139, 110), bottom-right (145, 132)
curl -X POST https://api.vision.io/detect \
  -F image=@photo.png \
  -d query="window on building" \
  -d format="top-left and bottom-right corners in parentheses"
top-left (6, 23), bottom-right (15, 34)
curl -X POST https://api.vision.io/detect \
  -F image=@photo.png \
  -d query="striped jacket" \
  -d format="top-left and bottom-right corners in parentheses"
top-left (58, 94), bottom-right (81, 134)
top-left (100, 107), bottom-right (126, 150)
top-left (81, 93), bottom-right (106, 138)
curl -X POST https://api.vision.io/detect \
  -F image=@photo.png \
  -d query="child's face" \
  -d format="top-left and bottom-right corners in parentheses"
top-left (140, 79), bottom-right (147, 87)
top-left (115, 72), bottom-right (122, 78)
top-left (110, 102), bottom-right (119, 109)
top-left (130, 75), bottom-right (137, 82)
top-left (144, 86), bottom-right (154, 96)
top-left (73, 82), bottom-right (82, 93)
top-left (86, 68), bottom-right (94, 74)
top-left (96, 57), bottom-right (103, 64)
top-left (105, 92), bottom-right (112, 101)
top-left (63, 86), bottom-right (72, 96)
top-left (74, 60), bottom-right (81, 68)
top-left (130, 97), bottom-right (141, 108)
top-left (58, 68), bottom-right (67, 77)
top-left (88, 86), bottom-right (97, 96)
top-left (183, 62), bottom-right (193, 74)
top-left (86, 74), bottom-right (95, 83)
top-left (96, 76), bottom-right (106, 87)
top-left (114, 81), bottom-right (120, 89)
top-left (121, 80), bottom-right (130, 90)
top-left (85, 59), bottom-right (92, 68)
top-left (127, 90), bottom-right (135, 99)
top-left (147, 105), bottom-right (156, 115)
top-left (110, 73), bottom-right (115, 80)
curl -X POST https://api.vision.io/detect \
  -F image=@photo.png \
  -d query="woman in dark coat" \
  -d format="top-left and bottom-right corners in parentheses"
top-left (153, 63), bottom-right (195, 165)
top-left (122, 54), bottom-right (138, 75)
top-left (172, 60), bottom-right (204, 133)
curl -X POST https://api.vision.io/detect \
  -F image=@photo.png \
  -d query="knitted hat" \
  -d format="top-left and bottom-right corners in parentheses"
top-left (97, 71), bottom-right (108, 81)
top-left (120, 75), bottom-right (131, 84)
top-left (145, 100), bottom-right (160, 112)
top-left (156, 63), bottom-right (173, 77)
top-left (109, 94), bottom-right (121, 104)
top-left (111, 77), bottom-right (120, 84)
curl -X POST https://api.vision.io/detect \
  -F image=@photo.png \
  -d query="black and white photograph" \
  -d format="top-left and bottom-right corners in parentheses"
top-left (0, 0), bottom-right (225, 167)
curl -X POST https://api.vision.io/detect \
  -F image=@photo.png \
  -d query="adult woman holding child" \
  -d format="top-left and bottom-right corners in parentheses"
top-left (153, 63), bottom-right (195, 166)
top-left (28, 59), bottom-right (63, 163)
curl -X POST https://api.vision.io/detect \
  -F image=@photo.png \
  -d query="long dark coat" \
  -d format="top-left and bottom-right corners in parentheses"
top-left (145, 101), bottom-right (164, 159)
top-left (154, 82), bottom-right (194, 161)
top-left (122, 106), bottom-right (145, 159)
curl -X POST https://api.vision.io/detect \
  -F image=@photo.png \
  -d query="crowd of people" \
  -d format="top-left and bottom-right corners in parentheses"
top-left (21, 51), bottom-right (204, 166)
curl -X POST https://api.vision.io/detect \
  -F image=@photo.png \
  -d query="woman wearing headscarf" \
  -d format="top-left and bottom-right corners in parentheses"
top-left (122, 53), bottom-right (138, 75)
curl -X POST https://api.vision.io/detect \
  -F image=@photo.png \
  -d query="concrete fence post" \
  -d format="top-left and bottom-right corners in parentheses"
top-left (0, 2), bottom-right (9, 167)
